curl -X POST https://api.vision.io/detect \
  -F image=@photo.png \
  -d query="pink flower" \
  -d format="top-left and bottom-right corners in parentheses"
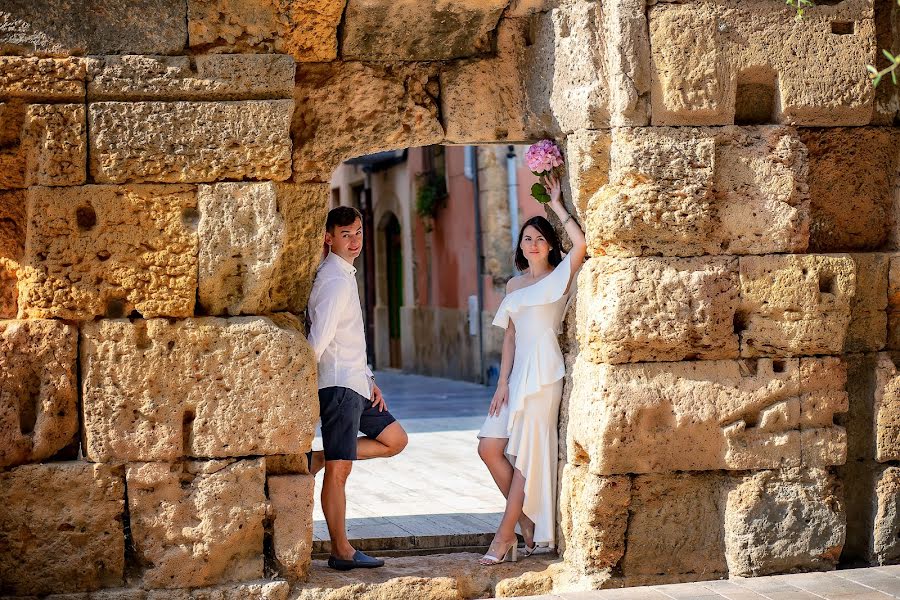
top-left (525, 139), bottom-right (563, 174)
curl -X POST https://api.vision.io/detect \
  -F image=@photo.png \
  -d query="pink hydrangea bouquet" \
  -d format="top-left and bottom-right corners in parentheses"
top-left (525, 139), bottom-right (564, 203)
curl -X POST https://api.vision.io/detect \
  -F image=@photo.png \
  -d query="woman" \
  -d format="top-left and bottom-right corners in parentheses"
top-left (476, 174), bottom-right (586, 565)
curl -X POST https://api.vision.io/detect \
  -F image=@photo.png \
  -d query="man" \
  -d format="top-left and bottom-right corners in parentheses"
top-left (307, 206), bottom-right (409, 571)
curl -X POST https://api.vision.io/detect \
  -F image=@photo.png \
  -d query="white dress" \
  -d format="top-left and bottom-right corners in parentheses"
top-left (478, 253), bottom-right (574, 548)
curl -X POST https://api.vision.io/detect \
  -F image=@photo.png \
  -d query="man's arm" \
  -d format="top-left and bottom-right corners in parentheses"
top-left (307, 277), bottom-right (350, 361)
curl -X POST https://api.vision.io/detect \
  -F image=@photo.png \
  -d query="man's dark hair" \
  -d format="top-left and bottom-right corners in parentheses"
top-left (326, 206), bottom-right (363, 233)
top-left (514, 216), bottom-right (563, 272)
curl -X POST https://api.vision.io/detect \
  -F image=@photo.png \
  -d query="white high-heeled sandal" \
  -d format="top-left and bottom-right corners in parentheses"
top-left (479, 539), bottom-right (519, 565)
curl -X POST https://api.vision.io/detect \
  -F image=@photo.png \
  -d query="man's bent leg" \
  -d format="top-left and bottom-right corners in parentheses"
top-left (357, 421), bottom-right (408, 459)
top-left (322, 460), bottom-right (355, 560)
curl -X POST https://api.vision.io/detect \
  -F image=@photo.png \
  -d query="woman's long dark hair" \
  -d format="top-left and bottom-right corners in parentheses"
top-left (514, 216), bottom-right (563, 272)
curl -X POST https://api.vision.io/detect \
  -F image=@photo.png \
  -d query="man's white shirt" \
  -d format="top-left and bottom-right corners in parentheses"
top-left (307, 251), bottom-right (373, 400)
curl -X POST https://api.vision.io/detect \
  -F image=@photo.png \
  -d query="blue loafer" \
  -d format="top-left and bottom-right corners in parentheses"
top-left (327, 550), bottom-right (385, 571)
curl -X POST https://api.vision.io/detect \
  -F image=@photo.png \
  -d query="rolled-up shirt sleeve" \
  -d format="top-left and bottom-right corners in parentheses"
top-left (307, 277), bottom-right (350, 362)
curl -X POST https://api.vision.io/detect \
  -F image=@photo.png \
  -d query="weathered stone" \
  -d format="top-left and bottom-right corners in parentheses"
top-left (187, 0), bottom-right (345, 61)
top-left (800, 128), bottom-right (898, 252)
top-left (505, 0), bottom-right (560, 17)
top-left (0, 102), bottom-right (86, 188)
top-left (292, 62), bottom-right (443, 182)
top-left (86, 54), bottom-right (294, 101)
top-left (0, 258), bottom-right (17, 319)
top-left (888, 255), bottom-right (900, 350)
top-left (341, 0), bottom-right (506, 61)
top-left (0, 189), bottom-right (24, 261)
top-left (649, 0), bottom-right (875, 126)
top-left (198, 182), bottom-right (328, 315)
top-left (0, 319), bottom-right (78, 468)
top-left (559, 464), bottom-right (630, 576)
top-left (269, 474), bottom-right (314, 579)
top-left (89, 100), bottom-right (293, 183)
top-left (19, 185), bottom-right (197, 320)
top-left (441, 19), bottom-right (529, 144)
top-left (737, 254), bottom-right (855, 357)
top-left (842, 352), bottom-right (881, 462)
top-left (126, 460), bottom-right (266, 589)
top-left (146, 581), bottom-right (290, 600)
top-left (0, 0), bottom-right (186, 55)
top-left (586, 126), bottom-right (808, 258)
top-left (622, 473), bottom-right (727, 579)
top-left (846, 253), bottom-right (890, 353)
top-left (723, 468), bottom-right (845, 576)
top-left (874, 352), bottom-right (900, 462)
top-left (568, 356), bottom-right (846, 475)
top-left (82, 316), bottom-right (318, 462)
top-left (576, 256), bottom-right (739, 364)
top-left (265, 454), bottom-right (309, 476)
top-left (872, 465), bottom-right (900, 564)
top-left (0, 462), bottom-right (124, 596)
top-left (0, 57), bottom-right (85, 101)
top-left (874, 0), bottom-right (900, 124)
top-left (563, 130), bottom-right (611, 220)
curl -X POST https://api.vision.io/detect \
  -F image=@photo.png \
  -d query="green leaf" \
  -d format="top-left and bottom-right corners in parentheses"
top-left (867, 64), bottom-right (879, 74)
top-left (884, 49), bottom-right (896, 62)
top-left (874, 74), bottom-right (883, 87)
top-left (892, 70), bottom-right (898, 85)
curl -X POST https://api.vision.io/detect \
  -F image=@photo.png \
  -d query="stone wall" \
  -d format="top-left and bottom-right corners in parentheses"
top-left (0, 0), bottom-right (898, 597)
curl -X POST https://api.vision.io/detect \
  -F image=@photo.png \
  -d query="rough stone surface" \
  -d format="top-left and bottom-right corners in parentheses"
top-left (586, 126), bottom-right (808, 258)
top-left (0, 189), bottom-right (24, 261)
top-left (0, 0), bottom-right (187, 55)
top-left (568, 356), bottom-right (847, 475)
top-left (559, 464), bottom-right (630, 576)
top-left (269, 474), bottom-right (314, 579)
top-left (874, 352), bottom-right (900, 462)
top-left (441, 19), bottom-right (529, 143)
top-left (0, 462), bottom-right (124, 596)
top-left (563, 130), bottom-right (611, 220)
top-left (800, 128), bottom-right (898, 253)
top-left (341, 0), bottom-right (506, 61)
top-left (198, 182), bottom-right (328, 315)
top-left (0, 102), bottom-right (87, 188)
top-left (872, 465), bottom-right (900, 564)
top-left (187, 0), bottom-right (344, 61)
top-left (842, 352), bottom-right (882, 462)
top-left (0, 319), bottom-right (78, 468)
top-left (846, 253), bottom-right (889, 353)
top-left (576, 256), bottom-right (740, 364)
top-left (622, 473), bottom-right (727, 579)
top-left (0, 57), bottom-right (85, 100)
top-left (738, 254), bottom-right (855, 357)
top-left (89, 100), bottom-right (293, 183)
top-left (126, 460), bottom-right (267, 589)
top-left (82, 316), bottom-right (318, 462)
top-left (19, 185), bottom-right (197, 320)
top-left (649, 0), bottom-right (875, 126)
top-left (0, 258), bottom-right (17, 318)
top-left (86, 54), bottom-right (295, 101)
top-left (292, 62), bottom-right (443, 182)
top-left (723, 468), bottom-right (845, 576)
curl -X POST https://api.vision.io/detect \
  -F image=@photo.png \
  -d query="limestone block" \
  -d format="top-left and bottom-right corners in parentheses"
top-left (649, 0), bottom-right (875, 126)
top-left (874, 0), bottom-right (900, 124)
top-left (800, 128), bottom-right (898, 252)
top-left (0, 319), bottom-right (78, 468)
top-left (187, 0), bottom-right (344, 61)
top-left (19, 185), bottom-right (197, 320)
top-left (737, 254), bottom-right (855, 357)
top-left (0, 258), bottom-right (17, 318)
top-left (888, 255), bottom-right (900, 350)
top-left (265, 454), bottom-right (310, 476)
top-left (0, 57), bottom-right (85, 101)
top-left (82, 316), bottom-right (318, 462)
top-left (845, 253), bottom-right (890, 353)
top-left (0, 462), bottom-right (124, 596)
top-left (87, 54), bottom-right (295, 101)
top-left (873, 465), bottom-right (900, 564)
top-left (293, 62), bottom-right (443, 182)
top-left (587, 126), bottom-right (808, 258)
top-left (0, 103), bottom-right (87, 188)
top-left (723, 468), bottom-right (845, 576)
top-left (126, 460), bottom-right (266, 589)
top-left (874, 353), bottom-right (900, 462)
top-left (145, 581), bottom-right (290, 600)
top-left (621, 473), bottom-right (727, 579)
top-left (842, 352), bottom-right (881, 462)
top-left (559, 464), bottom-right (630, 576)
top-left (89, 100), bottom-right (292, 184)
top-left (563, 130), bottom-right (611, 220)
top-left (568, 356), bottom-right (847, 474)
top-left (198, 182), bottom-right (328, 315)
top-left (576, 256), bottom-right (740, 364)
top-left (340, 0), bottom-right (506, 61)
top-left (0, 189), bottom-right (24, 261)
top-left (505, 0), bottom-right (560, 17)
top-left (268, 474), bottom-right (314, 579)
top-left (0, 0), bottom-right (186, 55)
top-left (441, 19), bottom-right (529, 143)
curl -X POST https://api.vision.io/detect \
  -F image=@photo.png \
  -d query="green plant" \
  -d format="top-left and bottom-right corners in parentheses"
top-left (785, 0), bottom-right (815, 20)
top-left (415, 172), bottom-right (447, 223)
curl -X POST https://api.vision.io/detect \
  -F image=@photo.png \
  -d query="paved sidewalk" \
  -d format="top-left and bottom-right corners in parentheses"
top-left (311, 370), bottom-right (506, 553)
top-left (508, 566), bottom-right (900, 599)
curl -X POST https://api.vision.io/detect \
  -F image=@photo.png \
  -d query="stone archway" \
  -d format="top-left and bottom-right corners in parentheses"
top-left (1, 0), bottom-right (900, 598)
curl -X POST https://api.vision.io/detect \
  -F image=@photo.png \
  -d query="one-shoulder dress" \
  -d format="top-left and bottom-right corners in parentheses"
top-left (477, 253), bottom-right (574, 548)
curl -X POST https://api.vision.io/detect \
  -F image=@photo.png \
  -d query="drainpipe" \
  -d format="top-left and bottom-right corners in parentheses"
top-left (361, 170), bottom-right (377, 370)
top-left (465, 146), bottom-right (486, 385)
top-left (506, 145), bottom-right (519, 252)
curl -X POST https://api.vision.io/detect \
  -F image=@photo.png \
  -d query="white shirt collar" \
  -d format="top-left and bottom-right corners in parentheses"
top-left (325, 250), bottom-right (357, 276)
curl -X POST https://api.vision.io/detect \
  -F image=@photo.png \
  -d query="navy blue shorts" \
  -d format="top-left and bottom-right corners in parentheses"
top-left (319, 386), bottom-right (397, 461)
